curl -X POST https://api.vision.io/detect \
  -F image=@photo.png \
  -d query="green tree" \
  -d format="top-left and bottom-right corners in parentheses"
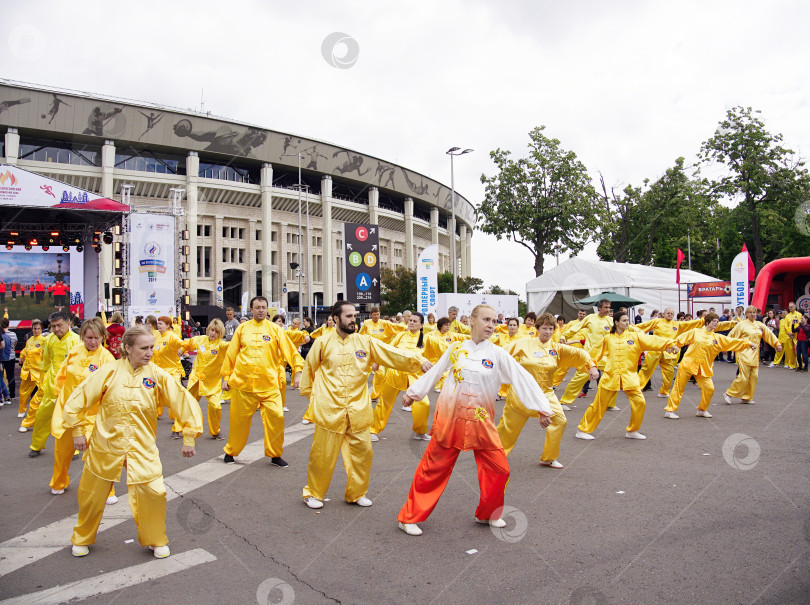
top-left (379, 267), bottom-right (416, 315)
top-left (486, 285), bottom-right (527, 316)
top-left (437, 271), bottom-right (484, 294)
top-left (479, 126), bottom-right (600, 276)
top-left (698, 106), bottom-right (810, 271)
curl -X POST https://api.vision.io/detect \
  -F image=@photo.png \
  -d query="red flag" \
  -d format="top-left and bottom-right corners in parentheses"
top-left (741, 243), bottom-right (756, 279)
top-left (676, 248), bottom-right (685, 283)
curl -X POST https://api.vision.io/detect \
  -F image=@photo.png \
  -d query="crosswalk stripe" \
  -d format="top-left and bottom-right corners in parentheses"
top-left (0, 548), bottom-right (217, 605)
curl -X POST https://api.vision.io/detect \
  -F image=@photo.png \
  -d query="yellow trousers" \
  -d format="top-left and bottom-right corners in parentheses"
top-left (20, 383), bottom-right (43, 428)
top-left (560, 369), bottom-right (590, 405)
top-left (72, 470), bottom-right (167, 547)
top-left (774, 339), bottom-right (796, 368)
top-left (371, 382), bottom-right (430, 435)
top-left (666, 371), bottom-right (714, 412)
top-left (302, 426), bottom-right (373, 502)
top-left (189, 384), bottom-right (222, 436)
top-left (370, 367), bottom-right (386, 400)
top-left (638, 352), bottom-right (676, 395)
top-left (303, 400), bottom-right (315, 422)
top-left (50, 430), bottom-right (116, 497)
top-left (19, 377), bottom-right (38, 415)
top-left (223, 388), bottom-right (284, 458)
top-left (30, 394), bottom-right (56, 451)
top-left (725, 363), bottom-right (759, 401)
top-left (578, 384), bottom-right (647, 434)
top-left (497, 392), bottom-right (567, 462)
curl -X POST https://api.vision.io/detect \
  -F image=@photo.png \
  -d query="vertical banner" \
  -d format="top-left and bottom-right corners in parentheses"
top-left (240, 290), bottom-right (249, 316)
top-left (128, 212), bottom-right (176, 318)
top-left (730, 251), bottom-right (750, 309)
top-left (416, 244), bottom-right (439, 316)
top-left (343, 222), bottom-right (380, 305)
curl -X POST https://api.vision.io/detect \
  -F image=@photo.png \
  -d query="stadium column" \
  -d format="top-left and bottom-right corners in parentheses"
top-left (248, 218), bottom-right (257, 301)
top-left (321, 175), bottom-right (333, 306)
top-left (405, 197), bottom-right (414, 269)
top-left (186, 151), bottom-right (200, 303)
top-left (260, 163), bottom-right (274, 301)
top-left (213, 215), bottom-right (224, 301)
top-left (430, 207), bottom-right (439, 246)
top-left (459, 224), bottom-right (468, 278)
top-left (100, 140), bottom-right (116, 308)
top-left (4, 128), bottom-right (19, 165)
top-left (465, 227), bottom-right (472, 278)
top-left (368, 186), bottom-right (379, 225)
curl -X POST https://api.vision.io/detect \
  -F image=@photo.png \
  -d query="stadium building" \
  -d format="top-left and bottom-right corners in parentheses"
top-left (0, 80), bottom-right (475, 313)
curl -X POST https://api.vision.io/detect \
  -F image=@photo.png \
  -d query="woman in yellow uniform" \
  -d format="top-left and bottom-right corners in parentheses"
top-left (49, 319), bottom-right (116, 496)
top-left (663, 313), bottom-right (755, 419)
top-left (18, 319), bottom-right (45, 425)
top-left (310, 317), bottom-right (336, 340)
top-left (370, 312), bottom-right (431, 442)
top-left (724, 305), bottom-right (782, 404)
top-left (497, 313), bottom-right (597, 468)
top-left (64, 325), bottom-right (202, 558)
top-left (272, 315), bottom-right (310, 413)
top-left (358, 308), bottom-right (406, 406)
top-left (179, 319), bottom-right (229, 439)
top-left (575, 311), bottom-right (675, 441)
top-left (152, 316), bottom-right (185, 438)
top-left (423, 313), bottom-right (438, 333)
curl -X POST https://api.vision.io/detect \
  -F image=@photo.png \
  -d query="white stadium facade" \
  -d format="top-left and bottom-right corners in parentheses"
top-left (0, 80), bottom-right (474, 314)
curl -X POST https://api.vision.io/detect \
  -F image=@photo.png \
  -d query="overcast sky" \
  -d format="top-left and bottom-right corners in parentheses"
top-left (3, 0), bottom-right (808, 296)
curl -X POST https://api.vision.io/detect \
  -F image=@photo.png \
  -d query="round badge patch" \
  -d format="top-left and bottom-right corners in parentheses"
top-left (88, 364), bottom-right (98, 371)
top-left (481, 359), bottom-right (494, 369)
top-left (210, 349), bottom-right (218, 355)
top-left (262, 335), bottom-right (272, 342)
top-left (549, 350), bottom-right (558, 356)
top-left (627, 340), bottom-right (635, 345)
top-left (355, 350), bottom-right (367, 360)
top-left (142, 378), bottom-right (156, 389)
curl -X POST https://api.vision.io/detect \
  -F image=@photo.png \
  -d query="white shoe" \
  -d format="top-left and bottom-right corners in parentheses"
top-left (17, 412), bottom-right (25, 418)
top-left (355, 496), bottom-right (373, 507)
top-left (401, 405), bottom-right (412, 412)
top-left (398, 521), bottom-right (422, 536)
top-left (768, 363), bottom-right (776, 367)
top-left (18, 426), bottom-right (27, 432)
top-left (434, 388), bottom-right (441, 393)
top-left (607, 406), bottom-right (620, 411)
top-left (664, 411), bottom-right (679, 419)
top-left (539, 459), bottom-right (563, 469)
top-left (412, 432), bottom-right (431, 441)
top-left (575, 430), bottom-right (595, 440)
top-left (51, 488), bottom-right (65, 495)
top-left (657, 393), bottom-right (669, 398)
top-left (476, 517), bottom-right (506, 528)
top-left (71, 545), bottom-right (89, 557)
top-left (106, 495), bottom-right (118, 505)
top-left (561, 404), bottom-right (572, 411)
top-left (740, 399), bottom-right (755, 404)
top-left (150, 545), bottom-right (170, 558)
top-left (625, 431), bottom-right (647, 440)
top-left (370, 433), bottom-right (379, 442)
top-left (301, 419), bottom-right (311, 425)
top-left (723, 393), bottom-right (732, 405)
top-left (696, 410), bottom-right (712, 418)
top-left (282, 406), bottom-right (290, 412)
top-left (304, 497), bottom-right (324, 509)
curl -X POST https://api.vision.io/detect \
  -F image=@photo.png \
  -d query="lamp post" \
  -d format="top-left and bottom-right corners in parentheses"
top-left (446, 147), bottom-right (473, 293)
top-left (283, 153), bottom-right (308, 322)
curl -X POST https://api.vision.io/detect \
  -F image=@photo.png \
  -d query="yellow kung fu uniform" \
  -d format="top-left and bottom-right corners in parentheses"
top-left (19, 334), bottom-right (45, 425)
top-left (62, 359), bottom-right (202, 548)
top-left (371, 330), bottom-right (432, 436)
top-left (180, 335), bottom-right (228, 436)
top-left (560, 313), bottom-right (613, 405)
top-left (491, 331), bottom-right (526, 398)
top-left (423, 322), bottom-right (438, 334)
top-left (497, 338), bottom-right (594, 463)
top-left (725, 319), bottom-right (781, 402)
top-left (30, 330), bottom-right (80, 451)
top-left (359, 319), bottom-right (406, 401)
top-left (773, 313), bottom-right (800, 368)
top-left (300, 331), bottom-right (427, 502)
top-left (49, 344), bottom-right (116, 491)
top-left (636, 318), bottom-right (703, 395)
top-left (553, 321), bottom-right (586, 385)
top-left (310, 325), bottom-right (336, 339)
top-left (665, 329), bottom-right (752, 413)
top-left (221, 319), bottom-right (304, 459)
top-left (578, 332), bottom-right (673, 435)
top-left (450, 319), bottom-right (471, 334)
top-left (279, 329), bottom-right (310, 409)
top-left (152, 329), bottom-right (185, 432)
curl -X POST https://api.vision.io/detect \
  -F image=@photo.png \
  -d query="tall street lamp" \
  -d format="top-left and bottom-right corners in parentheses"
top-left (446, 147), bottom-right (473, 293)
top-left (283, 153), bottom-right (308, 322)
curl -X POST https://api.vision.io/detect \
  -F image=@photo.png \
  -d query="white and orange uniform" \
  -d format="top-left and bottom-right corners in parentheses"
top-left (636, 317), bottom-right (703, 396)
top-left (180, 335), bottom-right (229, 436)
top-left (18, 333), bottom-right (46, 426)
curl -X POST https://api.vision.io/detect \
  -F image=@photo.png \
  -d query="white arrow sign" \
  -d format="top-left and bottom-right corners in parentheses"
top-left (347, 244), bottom-right (353, 250)
top-left (372, 245), bottom-right (377, 251)
top-left (372, 278), bottom-right (378, 286)
top-left (370, 228), bottom-right (376, 234)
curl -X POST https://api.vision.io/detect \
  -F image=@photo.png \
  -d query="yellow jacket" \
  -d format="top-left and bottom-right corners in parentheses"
top-left (300, 331), bottom-right (428, 433)
top-left (491, 331), bottom-right (524, 348)
top-left (358, 319), bottom-right (406, 343)
top-left (780, 313), bottom-right (801, 341)
top-left (285, 329), bottom-right (311, 348)
top-left (152, 330), bottom-right (185, 379)
top-left (51, 343), bottom-right (116, 438)
top-left (450, 319), bottom-right (470, 334)
top-left (62, 359), bottom-right (203, 484)
top-left (728, 319), bottom-right (780, 366)
top-left (423, 322), bottom-right (438, 334)
top-left (504, 337), bottom-right (594, 398)
top-left (384, 330), bottom-right (429, 391)
top-left (310, 325), bottom-right (336, 339)
top-left (592, 331), bottom-right (673, 390)
top-left (180, 335), bottom-right (228, 397)
top-left (423, 330), bottom-right (469, 363)
top-left (562, 313), bottom-right (613, 366)
top-left (673, 328), bottom-right (752, 377)
top-left (634, 317), bottom-right (703, 359)
top-left (221, 319), bottom-right (304, 394)
top-left (20, 334), bottom-right (46, 383)
top-left (40, 330), bottom-right (81, 400)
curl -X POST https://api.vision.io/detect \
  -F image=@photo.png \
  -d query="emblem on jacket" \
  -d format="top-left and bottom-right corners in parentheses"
top-left (474, 407), bottom-right (489, 420)
top-left (262, 335), bottom-right (272, 341)
top-left (142, 378), bottom-right (156, 389)
top-left (627, 340), bottom-right (635, 345)
top-left (481, 359), bottom-right (493, 369)
top-left (355, 350), bottom-right (367, 360)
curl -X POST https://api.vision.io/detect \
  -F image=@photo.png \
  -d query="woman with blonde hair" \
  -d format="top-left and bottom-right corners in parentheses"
top-left (152, 315), bottom-right (185, 438)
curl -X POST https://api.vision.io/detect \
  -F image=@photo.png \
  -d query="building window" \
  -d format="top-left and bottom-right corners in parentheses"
top-left (238, 249), bottom-right (244, 263)
top-left (313, 255), bottom-right (322, 282)
top-left (271, 251), bottom-right (277, 266)
top-left (394, 248), bottom-right (402, 258)
top-left (286, 252), bottom-right (299, 280)
top-left (286, 232), bottom-right (300, 245)
top-left (336, 238), bottom-right (343, 250)
top-left (20, 137), bottom-right (101, 167)
top-left (204, 225), bottom-right (211, 237)
top-left (239, 228), bottom-right (245, 239)
top-left (336, 258), bottom-right (343, 283)
top-left (197, 225), bottom-right (202, 237)
top-left (230, 249), bottom-right (236, 263)
top-left (114, 148), bottom-right (184, 174)
top-left (256, 229), bottom-right (262, 241)
top-left (230, 227), bottom-right (237, 239)
top-left (312, 235), bottom-right (322, 248)
top-left (256, 250), bottom-right (261, 264)
top-left (198, 161), bottom-right (257, 183)
top-left (222, 226), bottom-right (228, 238)
top-left (222, 248), bottom-right (228, 263)
top-left (271, 231), bottom-right (277, 242)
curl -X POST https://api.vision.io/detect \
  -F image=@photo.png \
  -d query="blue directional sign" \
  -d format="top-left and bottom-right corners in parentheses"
top-left (343, 222), bottom-right (380, 304)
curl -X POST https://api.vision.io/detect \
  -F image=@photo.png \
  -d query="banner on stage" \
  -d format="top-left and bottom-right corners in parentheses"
top-left (416, 244), bottom-right (439, 317)
top-left (730, 252), bottom-right (750, 309)
top-left (128, 213), bottom-right (175, 318)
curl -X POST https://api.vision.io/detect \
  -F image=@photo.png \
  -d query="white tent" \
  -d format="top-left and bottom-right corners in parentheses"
top-left (526, 257), bottom-right (728, 319)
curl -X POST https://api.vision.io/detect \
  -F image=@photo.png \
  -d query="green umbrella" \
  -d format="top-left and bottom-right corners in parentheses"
top-left (574, 291), bottom-right (645, 310)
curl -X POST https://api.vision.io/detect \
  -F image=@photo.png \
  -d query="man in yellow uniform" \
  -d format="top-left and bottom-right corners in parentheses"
top-left (358, 306), bottom-right (406, 403)
top-left (559, 300), bottom-right (613, 409)
top-left (552, 310), bottom-right (587, 388)
top-left (725, 306), bottom-right (782, 404)
top-left (636, 308), bottom-right (704, 398)
top-left (28, 311), bottom-right (80, 457)
top-left (221, 296), bottom-right (304, 467)
top-left (772, 302), bottom-right (800, 368)
top-left (448, 306), bottom-right (470, 334)
top-left (300, 301), bottom-right (431, 509)
top-left (18, 319), bottom-right (46, 426)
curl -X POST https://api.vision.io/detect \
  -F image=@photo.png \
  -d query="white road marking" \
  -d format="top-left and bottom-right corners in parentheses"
top-left (0, 548), bottom-right (217, 605)
top-left (0, 427), bottom-right (313, 578)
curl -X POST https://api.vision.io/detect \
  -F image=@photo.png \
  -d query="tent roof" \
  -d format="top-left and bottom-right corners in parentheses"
top-left (526, 257), bottom-right (720, 292)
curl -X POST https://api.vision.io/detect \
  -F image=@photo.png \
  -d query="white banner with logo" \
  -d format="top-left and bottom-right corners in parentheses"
top-left (437, 293), bottom-right (520, 320)
top-left (416, 244), bottom-right (439, 317)
top-left (128, 213), bottom-right (175, 318)
top-left (730, 251), bottom-right (750, 309)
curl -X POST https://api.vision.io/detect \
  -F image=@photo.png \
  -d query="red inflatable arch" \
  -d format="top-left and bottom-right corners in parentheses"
top-left (751, 256), bottom-right (810, 311)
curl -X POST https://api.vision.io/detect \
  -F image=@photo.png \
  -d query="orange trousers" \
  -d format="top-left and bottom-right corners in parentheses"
top-left (397, 440), bottom-right (509, 523)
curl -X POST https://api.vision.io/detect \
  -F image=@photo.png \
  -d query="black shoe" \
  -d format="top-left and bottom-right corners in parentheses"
top-left (171, 431), bottom-right (181, 439)
top-left (270, 457), bottom-right (289, 468)
top-left (28, 449), bottom-right (41, 458)
top-left (72, 453), bottom-right (79, 461)
top-left (215, 432), bottom-right (224, 440)
top-left (223, 454), bottom-right (235, 464)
